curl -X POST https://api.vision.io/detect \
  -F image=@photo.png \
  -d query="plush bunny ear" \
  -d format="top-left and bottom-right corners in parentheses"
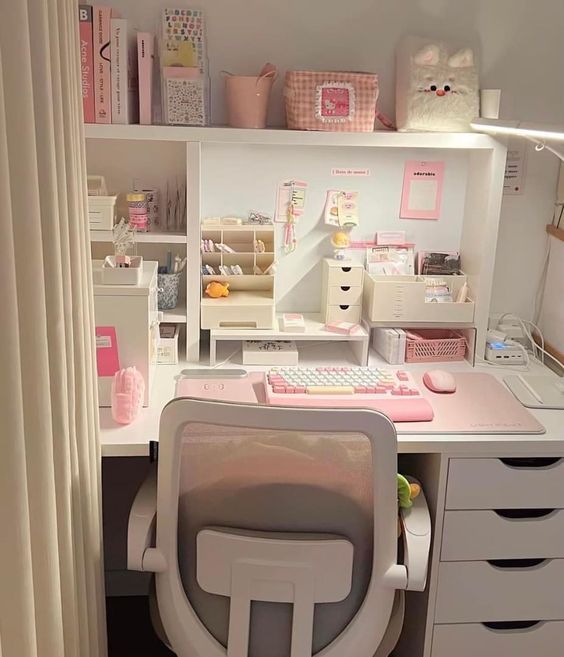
top-left (448, 48), bottom-right (474, 68)
top-left (414, 44), bottom-right (440, 66)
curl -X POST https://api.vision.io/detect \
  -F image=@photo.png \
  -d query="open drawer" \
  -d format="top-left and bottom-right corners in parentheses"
top-left (362, 273), bottom-right (474, 323)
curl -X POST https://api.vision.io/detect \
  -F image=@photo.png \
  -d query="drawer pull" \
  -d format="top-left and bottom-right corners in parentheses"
top-left (341, 267), bottom-right (352, 273)
top-left (340, 286), bottom-right (351, 292)
top-left (483, 620), bottom-right (541, 631)
top-left (499, 457), bottom-right (562, 469)
top-left (488, 558), bottom-right (546, 569)
top-left (339, 305), bottom-right (350, 310)
top-left (494, 508), bottom-right (555, 519)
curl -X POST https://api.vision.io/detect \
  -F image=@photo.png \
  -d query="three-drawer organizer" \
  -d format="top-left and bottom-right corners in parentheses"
top-left (431, 456), bottom-right (564, 657)
top-left (320, 258), bottom-right (364, 325)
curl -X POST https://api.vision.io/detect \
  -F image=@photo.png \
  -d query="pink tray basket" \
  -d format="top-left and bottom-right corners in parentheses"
top-left (405, 329), bottom-right (467, 363)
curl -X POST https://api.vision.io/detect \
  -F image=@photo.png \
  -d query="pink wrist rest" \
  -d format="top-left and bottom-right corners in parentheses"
top-left (111, 367), bottom-right (145, 424)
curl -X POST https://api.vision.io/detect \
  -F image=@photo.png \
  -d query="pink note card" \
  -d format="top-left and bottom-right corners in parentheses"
top-left (400, 160), bottom-right (445, 220)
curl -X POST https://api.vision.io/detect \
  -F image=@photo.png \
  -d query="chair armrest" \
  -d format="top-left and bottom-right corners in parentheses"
top-left (399, 478), bottom-right (431, 591)
top-left (127, 464), bottom-right (157, 572)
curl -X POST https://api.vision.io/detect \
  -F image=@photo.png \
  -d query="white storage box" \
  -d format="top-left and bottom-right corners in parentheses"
top-left (201, 290), bottom-right (275, 329)
top-left (102, 255), bottom-right (143, 285)
top-left (363, 273), bottom-right (474, 323)
top-left (243, 340), bottom-right (298, 365)
top-left (88, 195), bottom-right (117, 230)
top-left (92, 260), bottom-right (159, 407)
top-left (157, 323), bottom-right (180, 364)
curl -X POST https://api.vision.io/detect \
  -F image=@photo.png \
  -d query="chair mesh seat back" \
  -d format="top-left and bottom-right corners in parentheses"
top-left (176, 422), bottom-right (376, 657)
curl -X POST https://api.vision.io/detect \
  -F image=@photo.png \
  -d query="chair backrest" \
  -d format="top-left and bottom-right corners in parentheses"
top-left (154, 399), bottom-right (399, 657)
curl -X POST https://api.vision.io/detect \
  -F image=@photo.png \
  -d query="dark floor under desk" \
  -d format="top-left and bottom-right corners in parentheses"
top-left (106, 596), bottom-right (173, 657)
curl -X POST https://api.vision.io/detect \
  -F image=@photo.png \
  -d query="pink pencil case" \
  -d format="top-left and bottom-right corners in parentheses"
top-left (111, 367), bottom-right (145, 424)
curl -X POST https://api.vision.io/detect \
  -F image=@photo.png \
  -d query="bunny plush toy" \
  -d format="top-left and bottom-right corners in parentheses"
top-left (396, 36), bottom-right (479, 132)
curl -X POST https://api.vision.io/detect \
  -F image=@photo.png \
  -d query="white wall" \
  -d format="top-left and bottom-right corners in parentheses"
top-left (107, 0), bottom-right (564, 320)
top-left (201, 143), bottom-right (469, 311)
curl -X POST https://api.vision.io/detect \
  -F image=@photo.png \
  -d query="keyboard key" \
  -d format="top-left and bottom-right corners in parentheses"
top-left (306, 386), bottom-right (355, 395)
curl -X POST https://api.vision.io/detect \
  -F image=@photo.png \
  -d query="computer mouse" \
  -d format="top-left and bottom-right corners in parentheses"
top-left (423, 370), bottom-right (457, 394)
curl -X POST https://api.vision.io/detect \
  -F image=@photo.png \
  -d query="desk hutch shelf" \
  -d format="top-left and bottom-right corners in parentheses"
top-left (85, 124), bottom-right (506, 363)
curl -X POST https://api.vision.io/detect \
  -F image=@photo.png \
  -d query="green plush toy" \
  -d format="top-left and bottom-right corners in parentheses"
top-left (397, 473), bottom-right (421, 509)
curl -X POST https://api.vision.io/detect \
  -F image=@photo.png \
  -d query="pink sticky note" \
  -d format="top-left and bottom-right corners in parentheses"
top-left (400, 161), bottom-right (445, 220)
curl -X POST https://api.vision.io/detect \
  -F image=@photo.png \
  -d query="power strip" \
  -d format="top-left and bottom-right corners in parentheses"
top-left (485, 341), bottom-right (527, 365)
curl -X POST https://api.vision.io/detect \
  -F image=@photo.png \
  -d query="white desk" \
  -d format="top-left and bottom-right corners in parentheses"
top-left (99, 349), bottom-right (564, 458)
top-left (100, 349), bottom-right (564, 657)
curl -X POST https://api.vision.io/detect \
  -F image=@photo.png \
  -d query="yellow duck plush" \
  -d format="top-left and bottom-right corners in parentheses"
top-left (205, 281), bottom-right (230, 298)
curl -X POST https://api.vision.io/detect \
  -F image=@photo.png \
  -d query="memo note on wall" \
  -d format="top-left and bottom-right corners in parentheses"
top-left (400, 160), bottom-right (445, 220)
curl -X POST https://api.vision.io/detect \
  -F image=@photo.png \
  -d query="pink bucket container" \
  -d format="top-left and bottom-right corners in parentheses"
top-left (224, 63), bottom-right (277, 129)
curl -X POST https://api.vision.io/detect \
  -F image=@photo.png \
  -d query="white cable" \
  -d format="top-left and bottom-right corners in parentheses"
top-left (533, 236), bottom-right (551, 324)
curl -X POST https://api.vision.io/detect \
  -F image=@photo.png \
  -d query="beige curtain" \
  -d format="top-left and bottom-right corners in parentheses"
top-left (0, 0), bottom-right (106, 656)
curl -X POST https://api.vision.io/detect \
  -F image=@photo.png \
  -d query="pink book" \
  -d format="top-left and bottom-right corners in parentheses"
top-left (78, 5), bottom-right (95, 122)
top-left (137, 32), bottom-right (154, 125)
top-left (93, 5), bottom-right (117, 123)
top-left (95, 326), bottom-right (120, 377)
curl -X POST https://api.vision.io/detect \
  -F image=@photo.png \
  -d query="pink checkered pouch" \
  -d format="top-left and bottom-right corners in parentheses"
top-left (284, 71), bottom-right (393, 132)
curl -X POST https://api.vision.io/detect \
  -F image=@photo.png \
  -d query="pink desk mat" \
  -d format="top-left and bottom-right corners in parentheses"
top-left (247, 372), bottom-right (544, 435)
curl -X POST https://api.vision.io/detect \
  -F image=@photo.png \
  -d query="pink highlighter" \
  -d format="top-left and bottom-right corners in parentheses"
top-left (111, 367), bottom-right (145, 424)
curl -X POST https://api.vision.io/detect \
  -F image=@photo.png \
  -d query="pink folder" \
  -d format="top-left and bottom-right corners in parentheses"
top-left (95, 326), bottom-right (120, 377)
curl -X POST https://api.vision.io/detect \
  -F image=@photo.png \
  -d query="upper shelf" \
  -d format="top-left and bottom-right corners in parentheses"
top-left (83, 124), bottom-right (499, 150)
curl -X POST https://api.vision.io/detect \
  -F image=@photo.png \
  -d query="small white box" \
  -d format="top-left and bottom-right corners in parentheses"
top-left (157, 323), bottom-right (179, 364)
top-left (88, 195), bottom-right (117, 230)
top-left (242, 340), bottom-right (298, 365)
top-left (102, 255), bottom-right (143, 285)
top-left (281, 313), bottom-right (306, 333)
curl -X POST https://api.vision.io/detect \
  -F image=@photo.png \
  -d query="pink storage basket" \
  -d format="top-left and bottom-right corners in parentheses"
top-left (284, 71), bottom-right (381, 132)
top-left (405, 329), bottom-right (467, 363)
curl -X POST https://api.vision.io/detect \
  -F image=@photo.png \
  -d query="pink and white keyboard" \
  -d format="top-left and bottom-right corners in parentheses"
top-left (265, 367), bottom-right (434, 422)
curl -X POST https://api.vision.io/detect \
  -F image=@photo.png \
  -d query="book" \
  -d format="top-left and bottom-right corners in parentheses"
top-left (78, 5), bottom-right (95, 123)
top-left (93, 5), bottom-right (115, 123)
top-left (110, 18), bottom-right (138, 124)
top-left (137, 33), bottom-right (154, 125)
top-left (95, 326), bottom-right (120, 376)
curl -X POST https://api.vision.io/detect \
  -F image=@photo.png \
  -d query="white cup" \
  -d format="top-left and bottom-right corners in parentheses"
top-left (480, 89), bottom-right (501, 119)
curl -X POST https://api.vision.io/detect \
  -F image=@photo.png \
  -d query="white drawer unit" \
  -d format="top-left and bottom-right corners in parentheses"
top-left (435, 559), bottom-right (564, 623)
top-left (446, 457), bottom-right (564, 509)
top-left (432, 621), bottom-right (564, 657)
top-left (441, 509), bottom-right (564, 561)
top-left (326, 284), bottom-right (362, 306)
top-left (321, 258), bottom-right (364, 324)
top-left (93, 260), bottom-right (159, 407)
top-left (324, 259), bottom-right (364, 287)
top-left (325, 304), bottom-right (362, 324)
top-left (428, 454), bottom-right (564, 657)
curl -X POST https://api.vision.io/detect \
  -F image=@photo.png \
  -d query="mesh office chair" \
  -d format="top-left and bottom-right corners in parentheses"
top-left (128, 399), bottom-right (431, 657)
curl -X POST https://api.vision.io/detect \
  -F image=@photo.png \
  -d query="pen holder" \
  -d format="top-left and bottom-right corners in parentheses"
top-left (158, 272), bottom-right (182, 310)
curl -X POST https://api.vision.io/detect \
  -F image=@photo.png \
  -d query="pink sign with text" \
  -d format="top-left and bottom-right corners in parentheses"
top-left (400, 160), bottom-right (445, 220)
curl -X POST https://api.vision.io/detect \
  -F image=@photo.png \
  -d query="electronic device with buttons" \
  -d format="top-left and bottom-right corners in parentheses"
top-left (176, 369), bottom-right (258, 404)
top-left (264, 367), bottom-right (434, 422)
